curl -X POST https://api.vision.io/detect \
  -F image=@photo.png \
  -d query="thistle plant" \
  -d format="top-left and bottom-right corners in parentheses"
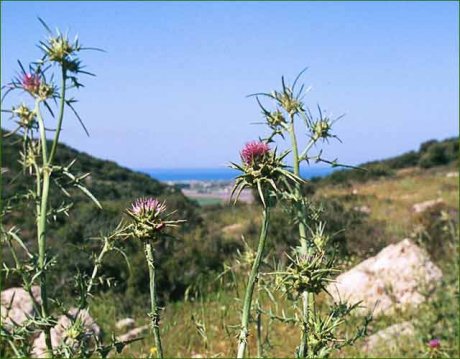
top-left (246, 70), bottom-right (370, 357)
top-left (1, 20), bottom-right (134, 358)
top-left (125, 197), bottom-right (184, 359)
top-left (230, 142), bottom-right (300, 358)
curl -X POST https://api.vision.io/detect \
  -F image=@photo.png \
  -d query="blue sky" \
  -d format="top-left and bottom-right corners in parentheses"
top-left (1, 1), bottom-right (458, 169)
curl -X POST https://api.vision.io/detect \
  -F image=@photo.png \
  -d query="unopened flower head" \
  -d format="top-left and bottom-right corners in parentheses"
top-left (266, 109), bottom-right (286, 129)
top-left (47, 35), bottom-right (75, 63)
top-left (313, 119), bottom-right (332, 140)
top-left (428, 338), bottom-right (441, 349)
top-left (241, 141), bottom-right (270, 165)
top-left (13, 104), bottom-right (36, 128)
top-left (22, 73), bottom-right (41, 94)
top-left (273, 90), bottom-right (303, 115)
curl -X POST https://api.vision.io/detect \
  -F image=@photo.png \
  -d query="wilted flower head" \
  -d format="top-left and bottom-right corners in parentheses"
top-left (22, 73), bottom-right (41, 94)
top-left (428, 338), bottom-right (441, 349)
top-left (241, 141), bottom-right (270, 165)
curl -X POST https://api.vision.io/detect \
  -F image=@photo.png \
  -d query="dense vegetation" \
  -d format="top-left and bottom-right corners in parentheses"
top-left (314, 137), bottom-right (458, 185)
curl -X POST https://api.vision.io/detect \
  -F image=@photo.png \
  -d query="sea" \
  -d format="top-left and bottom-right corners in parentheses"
top-left (139, 167), bottom-right (336, 182)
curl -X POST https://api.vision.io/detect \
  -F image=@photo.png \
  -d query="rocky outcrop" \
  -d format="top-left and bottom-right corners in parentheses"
top-left (31, 308), bottom-right (101, 358)
top-left (1, 286), bottom-right (41, 327)
top-left (327, 239), bottom-right (442, 315)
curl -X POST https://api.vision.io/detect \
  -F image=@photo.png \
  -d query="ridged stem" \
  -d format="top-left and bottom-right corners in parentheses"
top-left (35, 102), bottom-right (53, 356)
top-left (237, 206), bottom-right (270, 358)
top-left (145, 241), bottom-right (164, 359)
top-left (288, 119), bottom-right (314, 358)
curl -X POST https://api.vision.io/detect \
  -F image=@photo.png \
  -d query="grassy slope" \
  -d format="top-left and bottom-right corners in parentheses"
top-left (91, 163), bottom-right (459, 358)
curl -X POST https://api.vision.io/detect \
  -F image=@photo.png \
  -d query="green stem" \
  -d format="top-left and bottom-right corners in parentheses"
top-left (237, 206), bottom-right (270, 358)
top-left (144, 242), bottom-right (164, 359)
top-left (288, 119), bottom-right (313, 358)
top-left (255, 301), bottom-right (262, 358)
top-left (34, 67), bottom-right (67, 357)
top-left (35, 103), bottom-right (53, 356)
top-left (48, 67), bottom-right (67, 165)
top-left (85, 240), bottom-right (110, 298)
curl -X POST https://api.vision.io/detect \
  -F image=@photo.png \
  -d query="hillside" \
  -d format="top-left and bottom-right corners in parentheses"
top-left (2, 132), bottom-right (458, 357)
top-left (1, 129), bottom-right (207, 300)
top-left (93, 149), bottom-right (459, 358)
top-left (312, 137), bottom-right (458, 186)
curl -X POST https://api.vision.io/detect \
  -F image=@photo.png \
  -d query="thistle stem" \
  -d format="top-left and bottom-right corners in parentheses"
top-left (255, 302), bottom-right (263, 358)
top-left (288, 120), bottom-right (313, 358)
top-left (144, 241), bottom-right (164, 359)
top-left (35, 103), bottom-right (53, 356)
top-left (237, 206), bottom-right (270, 358)
top-left (48, 67), bottom-right (66, 165)
top-left (34, 67), bottom-right (67, 357)
top-left (86, 240), bottom-right (109, 297)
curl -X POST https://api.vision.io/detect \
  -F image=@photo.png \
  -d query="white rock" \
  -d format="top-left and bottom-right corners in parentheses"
top-left (412, 199), bottom-right (445, 213)
top-left (116, 317), bottom-right (136, 330)
top-left (354, 205), bottom-right (371, 215)
top-left (31, 308), bottom-right (100, 358)
top-left (446, 171), bottom-right (458, 178)
top-left (364, 321), bottom-right (415, 351)
top-left (117, 325), bottom-right (149, 342)
top-left (1, 286), bottom-right (41, 327)
top-left (327, 239), bottom-right (442, 315)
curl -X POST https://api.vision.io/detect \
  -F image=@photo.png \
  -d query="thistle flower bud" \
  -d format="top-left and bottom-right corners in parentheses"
top-left (274, 91), bottom-right (303, 115)
top-left (38, 82), bottom-right (55, 100)
top-left (313, 120), bottom-right (332, 140)
top-left (47, 36), bottom-right (75, 63)
top-left (22, 73), bottom-right (41, 94)
top-left (241, 141), bottom-right (270, 165)
top-left (13, 104), bottom-right (36, 128)
top-left (428, 338), bottom-right (441, 349)
top-left (266, 109), bottom-right (286, 129)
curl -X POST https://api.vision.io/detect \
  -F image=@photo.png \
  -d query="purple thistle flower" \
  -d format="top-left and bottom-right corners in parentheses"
top-left (130, 197), bottom-right (166, 217)
top-left (22, 73), bottom-right (41, 94)
top-left (241, 141), bottom-right (270, 165)
top-left (428, 338), bottom-right (441, 349)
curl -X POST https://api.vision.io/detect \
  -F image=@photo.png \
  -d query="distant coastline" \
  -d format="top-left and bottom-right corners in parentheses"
top-left (138, 167), bottom-right (336, 205)
top-left (139, 166), bottom-right (336, 182)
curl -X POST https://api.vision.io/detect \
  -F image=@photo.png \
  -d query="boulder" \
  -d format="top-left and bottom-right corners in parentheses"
top-left (32, 308), bottom-right (100, 358)
top-left (327, 239), bottom-right (442, 315)
top-left (116, 317), bottom-right (136, 330)
top-left (364, 321), bottom-right (415, 352)
top-left (1, 286), bottom-right (41, 327)
top-left (354, 205), bottom-right (371, 215)
top-left (117, 325), bottom-right (149, 342)
top-left (412, 199), bottom-right (445, 213)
